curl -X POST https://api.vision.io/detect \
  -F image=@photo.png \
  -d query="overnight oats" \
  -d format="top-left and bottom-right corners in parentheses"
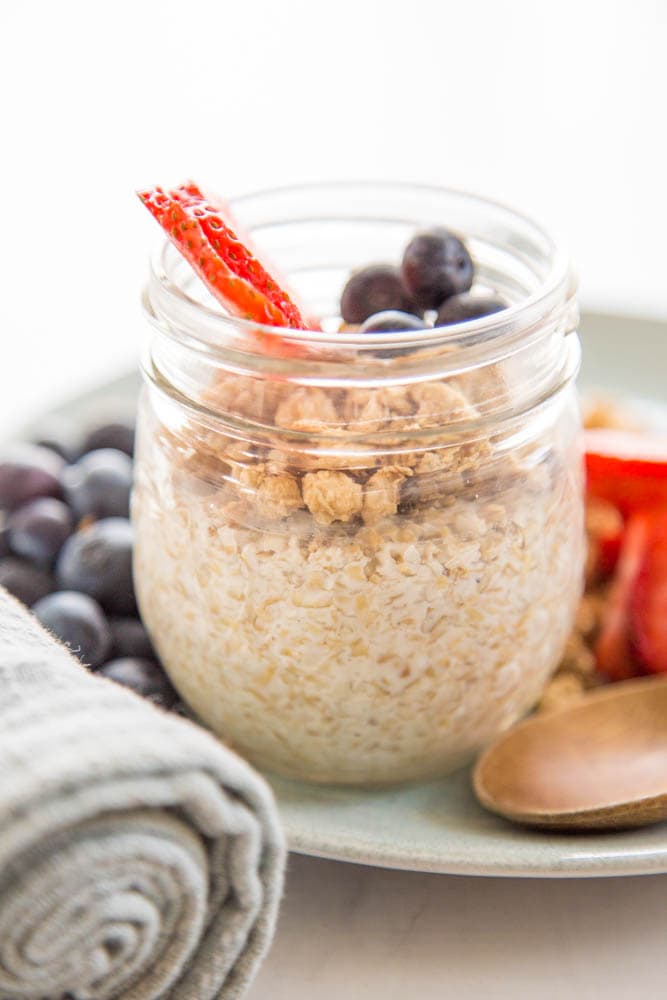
top-left (133, 182), bottom-right (584, 784)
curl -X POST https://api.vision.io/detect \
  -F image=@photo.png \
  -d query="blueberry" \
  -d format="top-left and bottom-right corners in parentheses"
top-left (0, 556), bottom-right (55, 606)
top-left (340, 264), bottom-right (419, 325)
top-left (401, 228), bottom-right (474, 310)
top-left (7, 498), bottom-right (73, 568)
top-left (435, 292), bottom-right (506, 327)
top-left (32, 417), bottom-right (84, 463)
top-left (56, 517), bottom-right (136, 615)
top-left (99, 657), bottom-right (178, 708)
top-left (0, 445), bottom-right (64, 511)
top-left (359, 310), bottom-right (428, 334)
top-left (0, 523), bottom-right (10, 558)
top-left (82, 420), bottom-right (135, 458)
top-left (358, 311), bottom-right (429, 359)
top-left (63, 449), bottom-right (133, 521)
top-left (32, 591), bottom-right (112, 668)
top-left (109, 616), bottom-right (155, 660)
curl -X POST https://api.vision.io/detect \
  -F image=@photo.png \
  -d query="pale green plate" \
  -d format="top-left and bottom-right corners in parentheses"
top-left (34, 312), bottom-right (667, 877)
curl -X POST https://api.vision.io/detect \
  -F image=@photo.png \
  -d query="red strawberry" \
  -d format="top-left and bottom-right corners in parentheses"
top-left (585, 498), bottom-right (624, 578)
top-left (585, 429), bottom-right (667, 517)
top-left (138, 184), bottom-right (311, 330)
top-left (172, 182), bottom-right (320, 329)
top-left (595, 512), bottom-right (650, 681)
top-left (630, 508), bottom-right (667, 673)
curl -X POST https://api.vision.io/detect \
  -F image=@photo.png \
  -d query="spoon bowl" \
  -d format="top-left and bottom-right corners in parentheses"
top-left (473, 676), bottom-right (667, 830)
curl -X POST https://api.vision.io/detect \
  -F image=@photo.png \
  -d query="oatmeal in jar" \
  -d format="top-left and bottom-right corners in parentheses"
top-left (134, 182), bottom-right (584, 784)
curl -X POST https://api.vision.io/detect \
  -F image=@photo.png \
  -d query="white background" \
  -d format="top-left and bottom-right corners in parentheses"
top-left (0, 0), bottom-right (666, 434)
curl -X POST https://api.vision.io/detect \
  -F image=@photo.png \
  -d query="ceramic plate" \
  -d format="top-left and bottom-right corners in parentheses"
top-left (28, 312), bottom-right (667, 877)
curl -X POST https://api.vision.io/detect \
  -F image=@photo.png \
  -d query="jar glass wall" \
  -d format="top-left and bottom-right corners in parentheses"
top-left (133, 183), bottom-right (584, 785)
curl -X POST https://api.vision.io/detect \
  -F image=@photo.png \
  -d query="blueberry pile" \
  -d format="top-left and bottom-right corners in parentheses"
top-left (340, 227), bottom-right (506, 339)
top-left (0, 420), bottom-right (178, 710)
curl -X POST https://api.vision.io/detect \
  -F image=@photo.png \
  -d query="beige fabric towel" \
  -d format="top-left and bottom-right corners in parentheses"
top-left (0, 589), bottom-right (286, 1000)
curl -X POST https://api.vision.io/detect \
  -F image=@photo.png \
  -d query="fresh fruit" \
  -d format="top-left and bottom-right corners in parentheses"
top-left (138, 183), bottom-right (311, 329)
top-left (358, 311), bottom-right (429, 358)
top-left (585, 430), bottom-right (667, 516)
top-left (33, 590), bottom-right (112, 668)
top-left (435, 292), bottom-right (506, 327)
top-left (340, 265), bottom-right (419, 325)
top-left (595, 512), bottom-right (651, 680)
top-left (63, 449), bottom-right (133, 520)
top-left (82, 420), bottom-right (135, 458)
top-left (32, 417), bottom-right (83, 463)
top-left (56, 517), bottom-right (136, 615)
top-left (0, 445), bottom-right (64, 510)
top-left (0, 556), bottom-right (54, 606)
top-left (0, 411), bottom-right (188, 713)
top-left (109, 616), bottom-right (155, 660)
top-left (359, 311), bottom-right (428, 334)
top-left (629, 508), bottom-right (667, 673)
top-left (585, 498), bottom-right (624, 579)
top-left (6, 497), bottom-right (73, 568)
top-left (99, 657), bottom-right (178, 708)
top-left (401, 228), bottom-right (474, 310)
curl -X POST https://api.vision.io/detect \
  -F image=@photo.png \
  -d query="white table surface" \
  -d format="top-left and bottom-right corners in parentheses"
top-left (248, 855), bottom-right (666, 1000)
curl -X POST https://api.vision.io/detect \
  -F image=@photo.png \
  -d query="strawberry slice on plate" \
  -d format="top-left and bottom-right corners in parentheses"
top-left (138, 183), bottom-right (312, 330)
top-left (630, 508), bottom-right (667, 674)
top-left (585, 429), bottom-right (667, 517)
top-left (595, 511), bottom-right (651, 681)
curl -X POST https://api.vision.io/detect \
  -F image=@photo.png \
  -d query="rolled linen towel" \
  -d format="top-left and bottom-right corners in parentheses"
top-left (0, 589), bottom-right (286, 1000)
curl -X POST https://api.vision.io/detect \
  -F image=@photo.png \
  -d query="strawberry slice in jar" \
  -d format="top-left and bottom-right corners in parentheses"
top-left (138, 183), bottom-right (314, 332)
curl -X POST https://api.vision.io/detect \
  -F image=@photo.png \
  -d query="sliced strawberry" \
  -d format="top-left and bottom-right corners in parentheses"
top-left (585, 498), bottom-right (624, 578)
top-left (138, 184), bottom-right (311, 330)
top-left (629, 508), bottom-right (667, 673)
top-left (172, 182), bottom-right (320, 330)
top-left (585, 429), bottom-right (667, 517)
top-left (595, 511), bottom-right (651, 681)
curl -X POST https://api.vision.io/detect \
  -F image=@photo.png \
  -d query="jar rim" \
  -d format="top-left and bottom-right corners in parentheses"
top-left (144, 180), bottom-right (577, 362)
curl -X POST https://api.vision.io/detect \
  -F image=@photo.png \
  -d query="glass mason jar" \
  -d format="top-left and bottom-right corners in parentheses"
top-left (133, 182), bottom-right (584, 785)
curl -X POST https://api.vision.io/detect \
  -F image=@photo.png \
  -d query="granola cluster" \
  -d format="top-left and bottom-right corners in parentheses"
top-left (172, 367), bottom-right (511, 530)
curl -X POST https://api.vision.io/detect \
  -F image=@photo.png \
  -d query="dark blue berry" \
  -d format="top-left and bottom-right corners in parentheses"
top-left (340, 264), bottom-right (420, 325)
top-left (359, 311), bottom-right (429, 358)
top-left (7, 498), bottom-right (73, 568)
top-left (109, 617), bottom-right (155, 660)
top-left (359, 309), bottom-right (427, 358)
top-left (435, 292), bottom-right (506, 327)
top-left (32, 417), bottom-right (84, 463)
top-left (0, 556), bottom-right (55, 606)
top-left (82, 420), bottom-right (135, 458)
top-left (99, 657), bottom-right (178, 708)
top-left (0, 523), bottom-right (10, 558)
top-left (56, 517), bottom-right (136, 615)
top-left (32, 590), bottom-right (112, 668)
top-left (63, 449), bottom-right (133, 521)
top-left (401, 228), bottom-right (474, 310)
top-left (359, 311), bottom-right (428, 334)
top-left (0, 445), bottom-right (64, 511)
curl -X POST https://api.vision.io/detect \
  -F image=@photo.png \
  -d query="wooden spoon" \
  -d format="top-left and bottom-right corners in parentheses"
top-left (473, 676), bottom-right (667, 830)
